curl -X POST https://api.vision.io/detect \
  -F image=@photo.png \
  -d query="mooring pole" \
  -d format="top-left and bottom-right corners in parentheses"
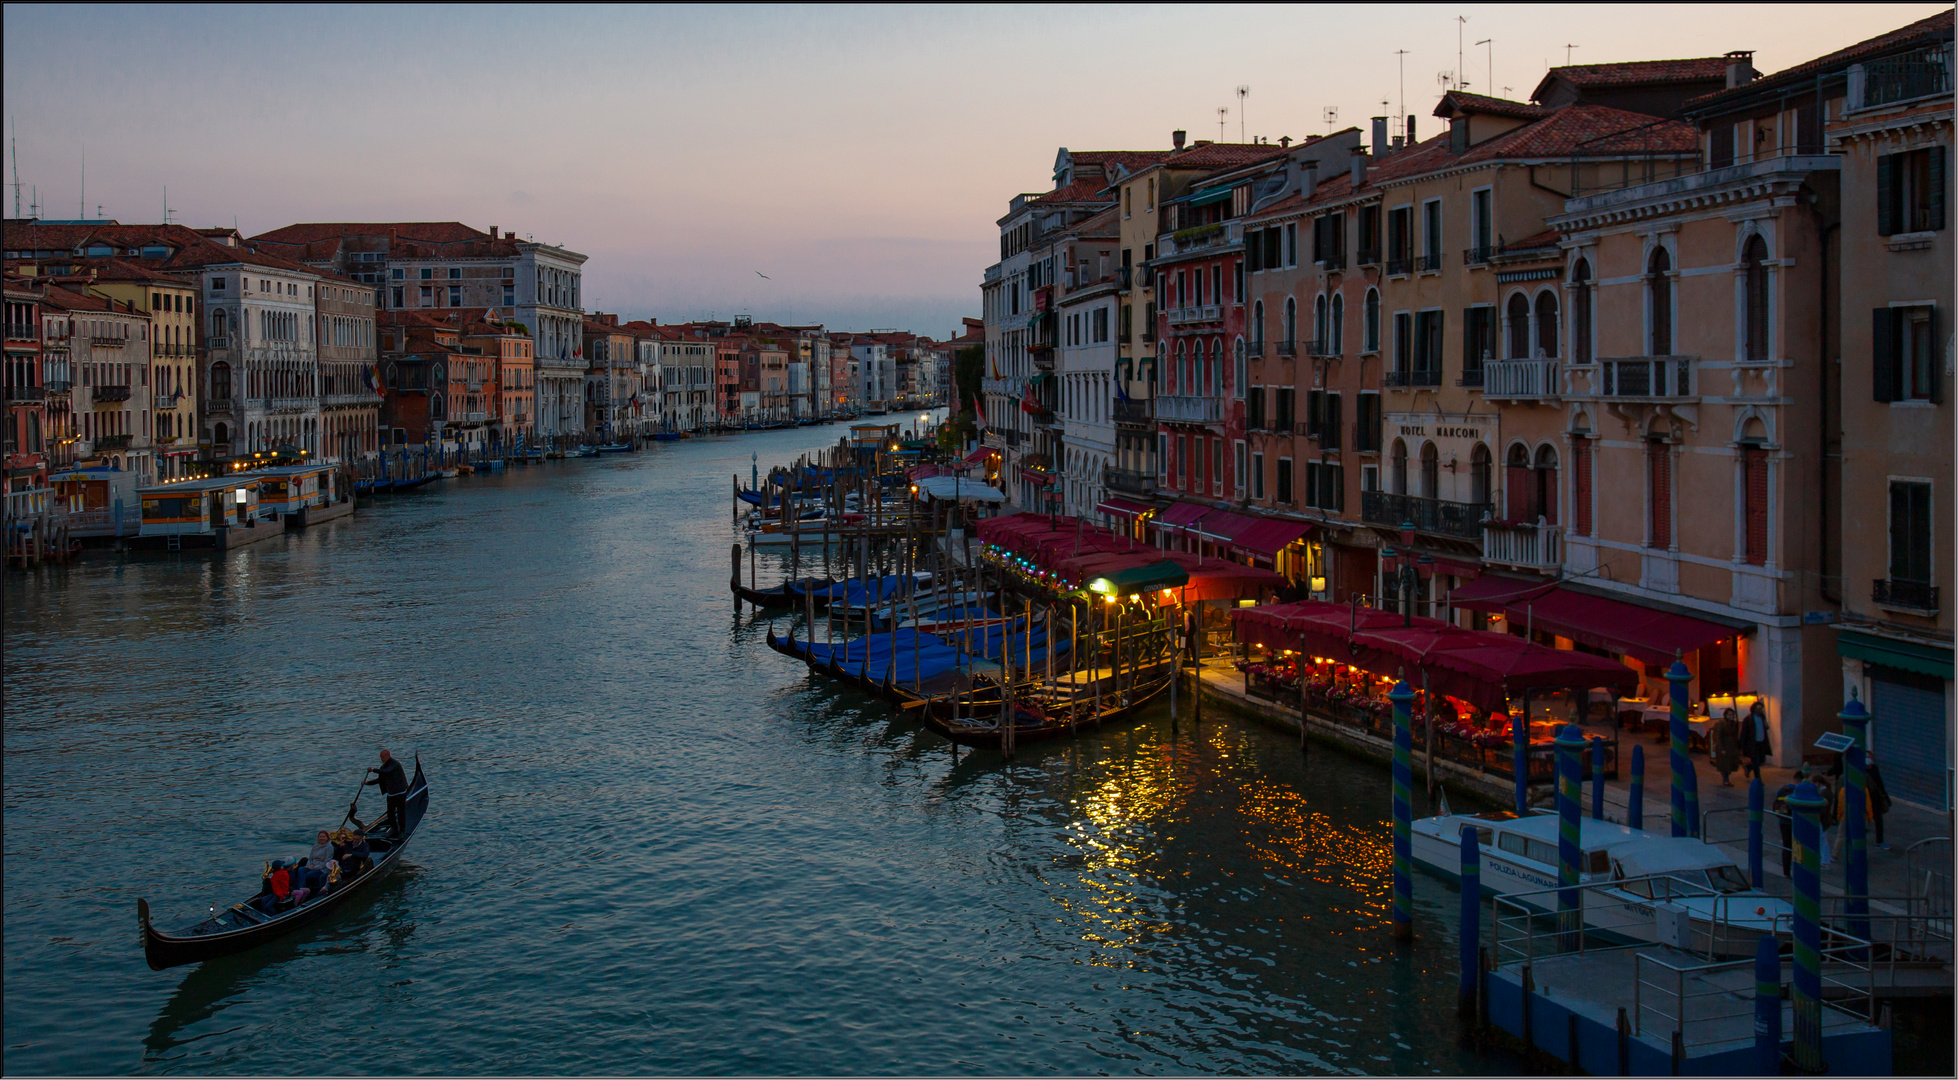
top-left (1839, 689), bottom-right (1872, 953)
top-left (1555, 723), bottom-right (1585, 951)
top-left (1590, 735), bottom-right (1606, 821)
top-left (730, 543), bottom-right (742, 611)
top-left (1786, 781), bottom-right (1826, 1075)
top-left (1389, 674), bottom-right (1415, 941)
top-left (1667, 652), bottom-right (1692, 838)
top-left (1458, 825), bottom-right (1480, 1020)
top-left (1628, 744), bottom-right (1645, 831)
top-left (1748, 776), bottom-right (1765, 890)
top-left (1752, 933), bottom-right (1781, 1076)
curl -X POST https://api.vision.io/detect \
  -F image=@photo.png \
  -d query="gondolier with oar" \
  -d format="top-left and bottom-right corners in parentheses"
top-left (364, 749), bottom-right (408, 836)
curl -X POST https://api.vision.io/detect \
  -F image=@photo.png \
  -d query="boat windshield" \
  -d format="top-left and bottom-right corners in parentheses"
top-left (1706, 864), bottom-right (1751, 893)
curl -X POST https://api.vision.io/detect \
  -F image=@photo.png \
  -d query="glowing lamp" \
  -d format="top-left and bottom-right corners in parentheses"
top-left (1310, 575), bottom-right (1328, 593)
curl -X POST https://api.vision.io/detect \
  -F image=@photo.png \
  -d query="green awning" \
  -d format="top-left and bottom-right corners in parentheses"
top-left (1838, 629), bottom-right (1953, 680)
top-left (1088, 560), bottom-right (1190, 596)
top-left (1187, 186), bottom-right (1232, 207)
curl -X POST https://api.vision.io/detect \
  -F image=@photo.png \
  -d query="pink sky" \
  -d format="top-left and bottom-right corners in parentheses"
top-left (4, 4), bottom-right (1943, 334)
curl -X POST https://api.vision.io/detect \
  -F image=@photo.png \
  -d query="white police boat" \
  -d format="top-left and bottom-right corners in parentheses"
top-left (1411, 807), bottom-right (1794, 958)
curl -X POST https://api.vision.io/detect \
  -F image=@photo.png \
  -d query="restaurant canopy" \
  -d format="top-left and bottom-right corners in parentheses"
top-left (1446, 577), bottom-right (1738, 665)
top-left (913, 475), bottom-right (1006, 503)
top-left (1231, 599), bottom-right (1639, 714)
top-left (1231, 517), bottom-right (1313, 560)
top-left (977, 512), bottom-right (1283, 602)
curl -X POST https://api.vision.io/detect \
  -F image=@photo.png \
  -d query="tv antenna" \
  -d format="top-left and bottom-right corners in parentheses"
top-left (1476, 38), bottom-right (1493, 98)
top-left (1217, 105), bottom-right (1228, 141)
top-left (9, 117), bottom-right (20, 219)
top-left (1564, 43), bottom-right (1579, 66)
top-left (1456, 15), bottom-right (1471, 90)
top-left (1237, 85), bottom-right (1250, 142)
top-left (1322, 106), bottom-right (1339, 136)
top-left (1395, 49), bottom-right (1411, 140)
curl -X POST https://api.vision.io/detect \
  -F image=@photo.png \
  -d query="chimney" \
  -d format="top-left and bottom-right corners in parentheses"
top-left (1301, 159), bottom-right (1319, 199)
top-left (488, 226), bottom-right (498, 239)
top-left (1371, 116), bottom-right (1389, 156)
top-left (1279, 135), bottom-right (1292, 148)
top-left (1725, 50), bottom-right (1757, 88)
top-left (1172, 129), bottom-right (1187, 151)
top-left (1350, 147), bottom-right (1367, 188)
top-left (1406, 115), bottom-right (1418, 145)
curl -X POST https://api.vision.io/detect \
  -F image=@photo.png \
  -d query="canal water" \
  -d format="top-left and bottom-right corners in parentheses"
top-left (3, 424), bottom-right (1518, 1076)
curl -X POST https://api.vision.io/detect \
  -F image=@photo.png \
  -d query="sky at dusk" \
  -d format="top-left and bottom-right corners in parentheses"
top-left (4, 3), bottom-right (1945, 335)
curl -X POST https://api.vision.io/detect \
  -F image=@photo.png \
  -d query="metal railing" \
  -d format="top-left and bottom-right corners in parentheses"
top-left (1112, 398), bottom-right (1153, 426)
top-left (1483, 358), bottom-right (1560, 398)
top-left (1104, 465), bottom-right (1156, 496)
top-left (1355, 247), bottom-right (1381, 266)
top-left (1275, 339), bottom-right (1298, 357)
top-left (1601, 356), bottom-right (1693, 398)
top-left (1458, 367), bottom-right (1485, 388)
top-left (1463, 245), bottom-right (1497, 266)
top-left (5, 384), bottom-right (46, 402)
top-left (1385, 256), bottom-right (1413, 276)
top-left (93, 433), bottom-right (132, 451)
top-left (92, 384), bottom-right (131, 402)
top-left (1304, 339), bottom-right (1336, 359)
top-left (1872, 578), bottom-right (1938, 611)
top-left (1415, 253), bottom-right (1443, 272)
top-left (1319, 254), bottom-right (1346, 272)
top-left (1381, 367), bottom-right (1442, 389)
top-left (1360, 490), bottom-right (1489, 539)
top-left (1856, 46), bottom-right (1953, 110)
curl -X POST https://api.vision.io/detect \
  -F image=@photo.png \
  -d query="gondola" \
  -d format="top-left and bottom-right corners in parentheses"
top-left (137, 758), bottom-right (431, 971)
top-left (735, 575), bottom-right (837, 609)
top-left (919, 668), bottom-right (1173, 749)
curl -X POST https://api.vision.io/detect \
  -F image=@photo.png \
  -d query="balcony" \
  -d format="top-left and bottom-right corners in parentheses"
top-left (93, 384), bottom-right (131, 403)
top-left (1457, 368), bottom-right (1485, 388)
top-left (1113, 397), bottom-right (1154, 427)
top-left (6, 384), bottom-right (46, 402)
top-left (1381, 368), bottom-right (1442, 389)
top-left (269, 396), bottom-right (313, 412)
top-left (1386, 256), bottom-right (1413, 276)
top-left (93, 433), bottom-right (133, 452)
top-left (1463, 246), bottom-right (1497, 266)
top-left (1104, 465), bottom-right (1157, 497)
top-left (90, 335), bottom-right (128, 348)
top-left (1483, 518), bottom-right (1565, 571)
top-left (204, 397), bottom-right (235, 415)
top-left (1355, 247), bottom-right (1381, 267)
top-left (1305, 339), bottom-right (1337, 359)
top-left (1872, 578), bottom-right (1939, 613)
top-left (1275, 339), bottom-right (1298, 357)
top-left (1415, 253), bottom-right (1443, 273)
top-left (6, 322), bottom-right (37, 340)
top-left (1319, 254), bottom-right (1347, 273)
top-left (1851, 47), bottom-right (1953, 111)
top-left (1155, 394), bottom-right (1223, 424)
top-left (1598, 356), bottom-right (1693, 399)
top-left (1482, 358), bottom-right (1560, 400)
top-left (207, 335), bottom-right (232, 349)
top-left (1361, 491), bottom-right (1490, 540)
top-left (43, 379), bottom-right (71, 394)
top-left (152, 390), bottom-right (183, 408)
top-left (1247, 339), bottom-right (1265, 358)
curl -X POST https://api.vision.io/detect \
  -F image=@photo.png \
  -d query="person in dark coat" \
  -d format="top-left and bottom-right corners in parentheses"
top-left (364, 750), bottom-right (408, 837)
top-left (1738, 701), bottom-right (1771, 780)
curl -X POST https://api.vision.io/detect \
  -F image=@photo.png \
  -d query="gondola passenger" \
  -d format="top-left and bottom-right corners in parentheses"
top-left (292, 830), bottom-right (334, 898)
top-left (255, 861), bottom-right (294, 914)
top-left (335, 831), bottom-right (372, 879)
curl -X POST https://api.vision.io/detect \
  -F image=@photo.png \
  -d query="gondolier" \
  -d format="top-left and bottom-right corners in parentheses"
top-left (365, 749), bottom-right (408, 835)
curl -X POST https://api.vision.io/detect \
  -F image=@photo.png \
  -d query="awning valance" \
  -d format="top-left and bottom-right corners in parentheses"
top-left (1838, 629), bottom-right (1954, 680)
top-left (1447, 578), bottom-right (1739, 665)
top-left (1232, 517), bottom-right (1312, 558)
top-left (1096, 498), bottom-right (1155, 518)
top-left (1187, 186), bottom-right (1233, 207)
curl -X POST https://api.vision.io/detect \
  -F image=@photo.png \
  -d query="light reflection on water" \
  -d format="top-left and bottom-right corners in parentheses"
top-left (3, 425), bottom-right (1515, 1076)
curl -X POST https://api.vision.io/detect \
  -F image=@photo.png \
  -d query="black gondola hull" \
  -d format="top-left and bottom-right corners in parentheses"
top-left (139, 761), bottom-right (430, 970)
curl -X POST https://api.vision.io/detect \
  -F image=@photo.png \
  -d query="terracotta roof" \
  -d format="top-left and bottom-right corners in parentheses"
top-left (1685, 10), bottom-right (1953, 113)
top-left (1027, 176), bottom-right (1118, 207)
top-left (251, 221), bottom-right (491, 246)
top-left (1434, 91), bottom-right (1551, 121)
top-left (57, 257), bottom-right (190, 286)
top-left (1162, 142), bottom-right (1294, 169)
top-left (39, 283), bottom-right (136, 315)
top-left (1066, 150), bottom-right (1173, 173)
top-left (1536, 57), bottom-right (1730, 94)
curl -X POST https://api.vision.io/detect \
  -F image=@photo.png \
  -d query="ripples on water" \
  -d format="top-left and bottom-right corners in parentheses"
top-left (3, 426), bottom-right (1515, 1075)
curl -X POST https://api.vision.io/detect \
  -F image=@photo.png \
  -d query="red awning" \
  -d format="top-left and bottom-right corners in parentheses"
top-left (1232, 516), bottom-right (1312, 558)
top-left (1447, 579), bottom-right (1738, 665)
top-left (1173, 564), bottom-right (1287, 603)
top-left (1095, 497), bottom-right (1154, 518)
top-left (1156, 502), bottom-right (1211, 529)
top-left (1189, 509), bottom-right (1259, 543)
top-left (962, 447), bottom-right (996, 465)
top-left (1430, 557), bottom-right (1482, 580)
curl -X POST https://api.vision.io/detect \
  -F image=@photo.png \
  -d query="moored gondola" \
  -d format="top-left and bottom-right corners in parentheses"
top-left (919, 669), bottom-right (1173, 749)
top-left (735, 575), bottom-right (838, 610)
top-left (138, 758), bottom-right (431, 971)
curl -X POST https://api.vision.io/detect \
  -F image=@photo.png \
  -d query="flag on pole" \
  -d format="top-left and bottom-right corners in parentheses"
top-left (973, 390), bottom-right (988, 430)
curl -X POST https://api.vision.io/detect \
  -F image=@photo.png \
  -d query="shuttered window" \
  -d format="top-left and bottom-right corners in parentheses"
top-left (1889, 480), bottom-right (1933, 584)
top-left (1742, 446), bottom-right (1769, 566)
top-left (1648, 441), bottom-right (1672, 549)
top-left (1572, 437), bottom-right (1593, 537)
top-left (1647, 248), bottom-right (1672, 355)
top-left (1742, 237), bottom-right (1770, 362)
top-left (1322, 393), bottom-right (1342, 451)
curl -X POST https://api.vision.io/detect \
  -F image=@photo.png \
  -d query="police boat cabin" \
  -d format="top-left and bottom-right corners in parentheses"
top-left (135, 476), bottom-right (280, 550)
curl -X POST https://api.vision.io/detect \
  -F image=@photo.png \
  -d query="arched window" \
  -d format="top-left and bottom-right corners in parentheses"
top-left (1534, 445), bottom-right (1559, 525)
top-left (1535, 292), bottom-right (1559, 358)
top-left (1647, 246), bottom-right (1672, 355)
top-left (1253, 301), bottom-right (1265, 347)
top-left (1742, 235), bottom-right (1769, 362)
top-left (1179, 340), bottom-right (1192, 394)
top-left (1284, 297), bottom-right (1298, 348)
top-left (1329, 293), bottom-right (1345, 356)
top-left (431, 392), bottom-right (446, 421)
top-left (1571, 259), bottom-right (1592, 364)
top-left (1391, 438), bottom-right (1408, 494)
top-left (1208, 338), bottom-right (1222, 394)
top-left (210, 361), bottom-right (231, 399)
top-left (1313, 295), bottom-right (1328, 349)
top-left (1364, 288), bottom-right (1381, 352)
top-left (1506, 293), bottom-right (1531, 359)
top-left (1470, 443), bottom-right (1492, 505)
top-left (1420, 443), bottom-right (1440, 499)
top-left (1506, 442), bottom-right (1532, 520)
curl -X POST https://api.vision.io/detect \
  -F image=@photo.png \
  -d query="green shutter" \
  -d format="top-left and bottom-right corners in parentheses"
top-left (1928, 145), bottom-right (1946, 233)
top-left (1927, 305), bottom-right (1941, 403)
top-left (1872, 307), bottom-right (1900, 402)
top-left (1876, 153), bottom-right (1896, 236)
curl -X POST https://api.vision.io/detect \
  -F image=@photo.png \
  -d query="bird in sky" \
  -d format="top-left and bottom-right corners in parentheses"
top-left (755, 271), bottom-right (770, 279)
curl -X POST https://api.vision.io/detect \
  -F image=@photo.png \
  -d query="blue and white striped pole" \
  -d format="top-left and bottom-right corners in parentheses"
top-left (1391, 677), bottom-right (1416, 941)
top-left (1840, 689), bottom-right (1872, 952)
top-left (1590, 734), bottom-right (1606, 820)
top-left (1556, 724), bottom-right (1586, 949)
top-left (1667, 654), bottom-right (1693, 838)
top-left (1628, 744), bottom-right (1644, 831)
top-left (1748, 776), bottom-right (1765, 890)
top-left (1512, 704), bottom-right (1529, 815)
top-left (1459, 825), bottom-right (1480, 1018)
top-left (1753, 932), bottom-right (1782, 1076)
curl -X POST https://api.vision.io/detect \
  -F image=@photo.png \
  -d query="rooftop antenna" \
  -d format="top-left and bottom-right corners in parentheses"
top-left (1564, 43), bottom-right (1579, 66)
top-left (1322, 106), bottom-right (1339, 136)
top-left (1477, 38), bottom-right (1493, 98)
top-left (1217, 105), bottom-right (1228, 141)
top-left (1456, 15), bottom-right (1471, 90)
top-left (79, 145), bottom-right (84, 219)
top-left (1236, 85), bottom-right (1249, 142)
top-left (9, 116), bottom-right (20, 219)
top-left (1395, 49), bottom-right (1411, 139)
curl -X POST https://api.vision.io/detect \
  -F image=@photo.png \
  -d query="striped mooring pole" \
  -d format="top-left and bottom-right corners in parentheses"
top-left (1556, 723), bottom-right (1586, 948)
top-left (1753, 932), bottom-right (1782, 1075)
top-left (1628, 743), bottom-right (1644, 831)
top-left (1511, 706), bottom-right (1529, 814)
top-left (1787, 781), bottom-right (1826, 1074)
top-left (1666, 654), bottom-right (1693, 838)
top-left (1839, 688), bottom-right (1872, 952)
top-left (1589, 734), bottom-right (1606, 820)
top-left (1458, 825), bottom-right (1480, 1019)
top-left (1391, 676), bottom-right (1416, 941)
top-left (1748, 776), bottom-right (1766, 890)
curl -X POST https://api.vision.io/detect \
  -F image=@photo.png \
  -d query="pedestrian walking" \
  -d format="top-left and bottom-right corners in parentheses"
top-left (1711, 707), bottom-right (1742, 786)
top-left (1739, 701), bottom-right (1771, 780)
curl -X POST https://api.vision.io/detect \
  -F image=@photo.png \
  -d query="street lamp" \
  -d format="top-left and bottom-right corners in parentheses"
top-left (1380, 521), bottom-right (1435, 627)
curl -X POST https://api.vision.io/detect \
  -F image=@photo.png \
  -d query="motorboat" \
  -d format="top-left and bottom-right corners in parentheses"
top-left (1412, 808), bottom-right (1793, 958)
